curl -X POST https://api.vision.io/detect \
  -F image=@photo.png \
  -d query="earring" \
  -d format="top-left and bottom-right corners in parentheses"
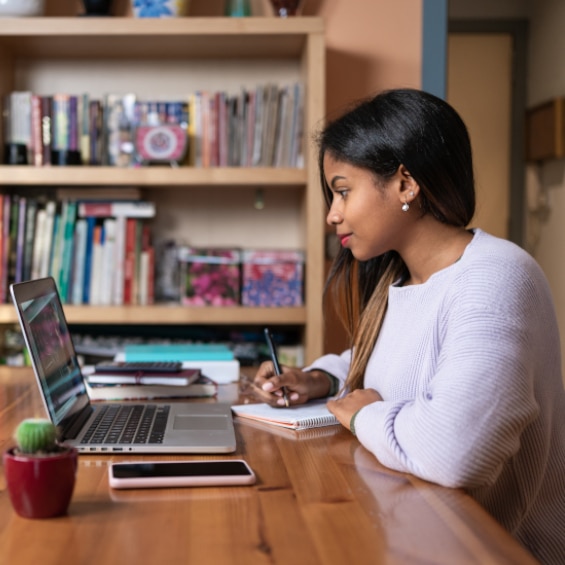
top-left (402, 201), bottom-right (409, 212)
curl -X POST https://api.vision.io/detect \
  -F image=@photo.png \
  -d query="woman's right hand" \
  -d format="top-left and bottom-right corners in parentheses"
top-left (248, 361), bottom-right (332, 407)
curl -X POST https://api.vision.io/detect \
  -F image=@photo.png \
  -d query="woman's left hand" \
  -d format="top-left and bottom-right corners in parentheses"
top-left (327, 388), bottom-right (382, 431)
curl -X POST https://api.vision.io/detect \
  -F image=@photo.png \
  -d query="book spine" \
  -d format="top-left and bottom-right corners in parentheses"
top-left (89, 224), bottom-right (104, 305)
top-left (112, 215), bottom-right (126, 305)
top-left (59, 200), bottom-right (77, 302)
top-left (40, 95), bottom-right (53, 166)
top-left (38, 201), bottom-right (56, 279)
top-left (99, 218), bottom-right (116, 305)
top-left (123, 217), bottom-right (136, 304)
top-left (89, 99), bottom-right (102, 165)
top-left (31, 94), bottom-right (43, 166)
top-left (80, 92), bottom-right (90, 164)
top-left (0, 195), bottom-right (10, 302)
top-left (14, 196), bottom-right (27, 284)
top-left (71, 218), bottom-right (87, 305)
top-left (68, 95), bottom-right (79, 152)
top-left (22, 198), bottom-right (37, 282)
top-left (82, 216), bottom-right (96, 304)
top-left (7, 195), bottom-right (21, 288)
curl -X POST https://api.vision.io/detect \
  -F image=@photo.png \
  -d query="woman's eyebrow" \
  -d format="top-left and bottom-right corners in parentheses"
top-left (330, 175), bottom-right (346, 188)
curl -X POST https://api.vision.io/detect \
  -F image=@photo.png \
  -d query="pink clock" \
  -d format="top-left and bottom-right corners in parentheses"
top-left (135, 125), bottom-right (188, 164)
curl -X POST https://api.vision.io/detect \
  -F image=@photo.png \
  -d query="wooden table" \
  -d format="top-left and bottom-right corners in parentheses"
top-left (0, 368), bottom-right (539, 564)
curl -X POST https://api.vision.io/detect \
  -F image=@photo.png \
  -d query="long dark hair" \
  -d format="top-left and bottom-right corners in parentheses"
top-left (317, 88), bottom-right (476, 390)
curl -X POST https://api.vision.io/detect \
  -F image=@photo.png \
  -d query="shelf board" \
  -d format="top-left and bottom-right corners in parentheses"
top-left (0, 166), bottom-right (306, 186)
top-left (0, 304), bottom-right (306, 325)
top-left (0, 17), bottom-right (324, 60)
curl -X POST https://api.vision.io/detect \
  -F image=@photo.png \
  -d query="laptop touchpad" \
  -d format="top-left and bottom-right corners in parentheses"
top-left (173, 415), bottom-right (228, 430)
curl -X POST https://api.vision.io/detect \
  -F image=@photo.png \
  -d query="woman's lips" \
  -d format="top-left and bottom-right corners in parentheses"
top-left (339, 234), bottom-right (351, 246)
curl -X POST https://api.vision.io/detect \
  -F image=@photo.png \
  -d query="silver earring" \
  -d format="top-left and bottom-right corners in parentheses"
top-left (402, 201), bottom-right (409, 212)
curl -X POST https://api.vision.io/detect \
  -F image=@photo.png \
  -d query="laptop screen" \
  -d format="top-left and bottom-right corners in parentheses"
top-left (15, 280), bottom-right (88, 426)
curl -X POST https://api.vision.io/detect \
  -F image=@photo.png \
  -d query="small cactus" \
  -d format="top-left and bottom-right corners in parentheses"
top-left (15, 418), bottom-right (59, 454)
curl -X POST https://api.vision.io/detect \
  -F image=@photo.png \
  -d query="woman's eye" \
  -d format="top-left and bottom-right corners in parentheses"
top-left (336, 189), bottom-right (349, 199)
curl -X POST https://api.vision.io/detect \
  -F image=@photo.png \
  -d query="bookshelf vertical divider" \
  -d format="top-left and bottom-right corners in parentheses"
top-left (0, 17), bottom-right (326, 364)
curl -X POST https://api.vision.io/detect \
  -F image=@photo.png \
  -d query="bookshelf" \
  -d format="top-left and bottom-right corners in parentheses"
top-left (0, 17), bottom-right (326, 363)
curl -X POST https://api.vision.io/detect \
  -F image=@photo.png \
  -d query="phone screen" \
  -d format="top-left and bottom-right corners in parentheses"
top-left (112, 460), bottom-right (253, 479)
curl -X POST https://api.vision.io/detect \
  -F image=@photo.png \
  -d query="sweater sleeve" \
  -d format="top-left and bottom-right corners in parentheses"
top-left (354, 266), bottom-right (551, 490)
top-left (303, 349), bottom-right (351, 390)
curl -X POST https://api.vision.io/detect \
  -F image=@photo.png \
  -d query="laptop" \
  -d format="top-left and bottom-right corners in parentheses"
top-left (10, 277), bottom-right (237, 454)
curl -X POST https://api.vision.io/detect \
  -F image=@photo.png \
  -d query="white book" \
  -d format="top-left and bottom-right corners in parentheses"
top-left (99, 218), bottom-right (116, 305)
top-left (38, 201), bottom-right (56, 279)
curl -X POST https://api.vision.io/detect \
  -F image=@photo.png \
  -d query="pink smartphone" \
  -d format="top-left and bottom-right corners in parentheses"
top-left (109, 460), bottom-right (256, 489)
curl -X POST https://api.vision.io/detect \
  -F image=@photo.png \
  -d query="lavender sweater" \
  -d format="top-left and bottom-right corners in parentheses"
top-left (307, 229), bottom-right (565, 564)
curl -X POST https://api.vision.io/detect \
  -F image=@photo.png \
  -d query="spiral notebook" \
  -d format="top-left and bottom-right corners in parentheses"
top-left (231, 399), bottom-right (339, 431)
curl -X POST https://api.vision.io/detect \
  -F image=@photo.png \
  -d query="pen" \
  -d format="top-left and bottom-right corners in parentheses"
top-left (263, 328), bottom-right (290, 407)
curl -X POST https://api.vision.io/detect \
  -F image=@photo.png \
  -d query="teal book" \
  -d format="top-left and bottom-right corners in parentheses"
top-left (124, 343), bottom-right (234, 362)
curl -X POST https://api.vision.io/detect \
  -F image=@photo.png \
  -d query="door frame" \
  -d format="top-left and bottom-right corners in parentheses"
top-left (448, 19), bottom-right (528, 246)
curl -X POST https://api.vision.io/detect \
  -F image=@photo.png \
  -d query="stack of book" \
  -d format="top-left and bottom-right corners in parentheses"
top-left (83, 364), bottom-right (218, 401)
top-left (114, 343), bottom-right (240, 384)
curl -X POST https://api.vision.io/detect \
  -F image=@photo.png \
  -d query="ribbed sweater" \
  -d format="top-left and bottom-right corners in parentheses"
top-left (307, 229), bottom-right (565, 564)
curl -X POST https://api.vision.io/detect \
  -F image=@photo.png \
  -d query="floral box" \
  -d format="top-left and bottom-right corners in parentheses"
top-left (178, 247), bottom-right (241, 306)
top-left (241, 249), bottom-right (304, 307)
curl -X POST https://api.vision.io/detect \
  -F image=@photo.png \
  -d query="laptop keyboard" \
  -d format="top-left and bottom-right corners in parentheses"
top-left (81, 404), bottom-right (170, 445)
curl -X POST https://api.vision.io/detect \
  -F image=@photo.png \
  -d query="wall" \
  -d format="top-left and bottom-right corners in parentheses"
top-left (526, 0), bottom-right (565, 385)
top-left (311, 0), bottom-right (423, 353)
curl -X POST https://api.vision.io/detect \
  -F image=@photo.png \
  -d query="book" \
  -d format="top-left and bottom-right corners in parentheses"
top-left (86, 367), bottom-right (201, 386)
top-left (84, 375), bottom-right (218, 401)
top-left (114, 351), bottom-right (240, 384)
top-left (77, 201), bottom-right (156, 218)
top-left (230, 399), bottom-right (339, 431)
top-left (123, 343), bottom-right (234, 361)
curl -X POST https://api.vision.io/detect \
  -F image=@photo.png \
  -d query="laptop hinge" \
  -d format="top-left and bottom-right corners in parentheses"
top-left (63, 405), bottom-right (94, 440)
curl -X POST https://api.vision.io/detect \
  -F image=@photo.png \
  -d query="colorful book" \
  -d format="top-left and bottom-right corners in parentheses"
top-left (14, 196), bottom-right (27, 284)
top-left (71, 218), bottom-right (87, 305)
top-left (81, 216), bottom-right (96, 304)
top-left (59, 200), bottom-right (77, 301)
top-left (123, 343), bottom-right (234, 362)
top-left (22, 198), bottom-right (38, 282)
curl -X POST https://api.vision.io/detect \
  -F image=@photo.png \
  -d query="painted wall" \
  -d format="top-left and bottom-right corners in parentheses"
top-left (526, 0), bottom-right (565, 385)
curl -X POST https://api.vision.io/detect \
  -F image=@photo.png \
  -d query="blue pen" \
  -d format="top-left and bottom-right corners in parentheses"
top-left (264, 328), bottom-right (290, 407)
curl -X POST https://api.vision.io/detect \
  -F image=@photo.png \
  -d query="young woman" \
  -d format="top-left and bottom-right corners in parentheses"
top-left (251, 89), bottom-right (565, 564)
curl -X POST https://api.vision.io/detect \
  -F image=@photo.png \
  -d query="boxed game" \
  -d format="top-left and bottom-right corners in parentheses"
top-left (178, 247), bottom-right (241, 306)
top-left (241, 249), bottom-right (304, 307)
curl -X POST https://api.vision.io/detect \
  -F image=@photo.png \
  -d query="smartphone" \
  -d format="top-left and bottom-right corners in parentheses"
top-left (95, 361), bottom-right (182, 373)
top-left (109, 460), bottom-right (256, 489)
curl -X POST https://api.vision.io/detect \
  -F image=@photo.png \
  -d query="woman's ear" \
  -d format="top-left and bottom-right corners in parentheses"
top-left (397, 164), bottom-right (420, 202)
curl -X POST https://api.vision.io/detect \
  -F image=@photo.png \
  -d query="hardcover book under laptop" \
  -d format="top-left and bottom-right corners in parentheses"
top-left (10, 277), bottom-right (236, 454)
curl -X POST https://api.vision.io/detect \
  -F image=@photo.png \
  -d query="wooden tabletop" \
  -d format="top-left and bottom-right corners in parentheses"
top-left (0, 367), bottom-right (539, 565)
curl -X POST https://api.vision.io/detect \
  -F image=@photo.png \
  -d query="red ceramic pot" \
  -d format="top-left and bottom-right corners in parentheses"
top-left (3, 446), bottom-right (78, 519)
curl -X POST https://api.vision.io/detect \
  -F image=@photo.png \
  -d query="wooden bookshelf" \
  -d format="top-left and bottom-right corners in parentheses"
top-left (0, 17), bottom-right (326, 363)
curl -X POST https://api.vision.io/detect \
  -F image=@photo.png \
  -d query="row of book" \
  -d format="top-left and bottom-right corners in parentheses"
top-left (0, 195), bottom-right (156, 306)
top-left (3, 82), bottom-right (304, 169)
